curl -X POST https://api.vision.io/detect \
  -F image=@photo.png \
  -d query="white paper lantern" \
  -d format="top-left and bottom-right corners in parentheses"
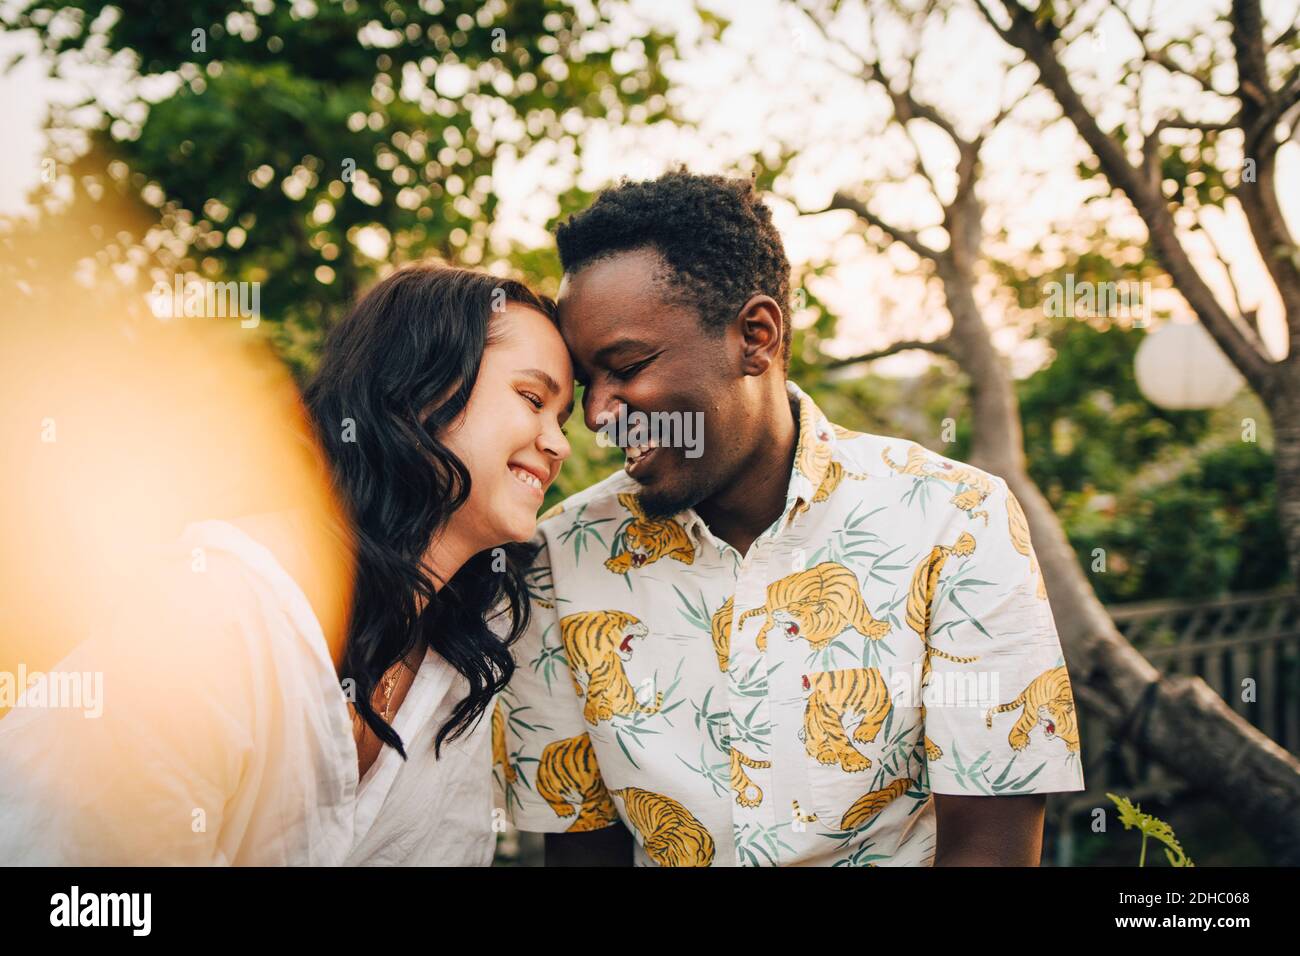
top-left (1134, 320), bottom-right (1245, 410)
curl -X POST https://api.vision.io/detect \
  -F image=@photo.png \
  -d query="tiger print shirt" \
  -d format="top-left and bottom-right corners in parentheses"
top-left (496, 380), bottom-right (1085, 866)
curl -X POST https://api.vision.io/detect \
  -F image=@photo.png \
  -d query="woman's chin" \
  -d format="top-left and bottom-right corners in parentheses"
top-left (497, 513), bottom-right (538, 545)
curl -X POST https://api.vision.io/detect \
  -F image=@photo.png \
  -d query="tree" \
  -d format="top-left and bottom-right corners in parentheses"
top-left (781, 0), bottom-right (1300, 862)
top-left (975, 0), bottom-right (1300, 592)
top-left (1016, 316), bottom-right (1284, 601)
top-left (1, 0), bottom-right (686, 375)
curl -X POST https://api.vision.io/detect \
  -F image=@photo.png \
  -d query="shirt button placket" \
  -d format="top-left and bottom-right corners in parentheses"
top-left (728, 537), bottom-right (780, 865)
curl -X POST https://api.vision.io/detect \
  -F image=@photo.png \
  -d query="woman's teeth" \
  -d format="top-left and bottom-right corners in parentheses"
top-left (510, 466), bottom-right (543, 491)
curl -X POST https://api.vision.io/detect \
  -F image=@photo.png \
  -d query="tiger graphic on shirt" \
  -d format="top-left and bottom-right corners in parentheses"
top-left (604, 493), bottom-right (695, 574)
top-left (502, 382), bottom-right (1088, 865)
top-left (985, 666), bottom-right (1079, 753)
top-left (791, 777), bottom-right (913, 832)
top-left (730, 748), bottom-right (770, 808)
top-left (882, 443), bottom-right (994, 525)
top-left (791, 799), bottom-right (818, 824)
top-left (906, 532), bottom-right (981, 761)
top-left (491, 699), bottom-right (516, 785)
top-left (536, 733), bottom-right (620, 832)
top-left (1005, 483), bottom-right (1048, 601)
top-left (793, 459), bottom-right (870, 519)
top-left (793, 409), bottom-right (833, 483)
top-left (610, 786), bottom-right (716, 867)
top-left (560, 610), bottom-right (663, 725)
top-left (800, 668), bottom-right (893, 773)
top-left (737, 562), bottom-right (891, 653)
top-left (711, 596), bottom-right (734, 672)
top-left (789, 409), bottom-right (872, 518)
top-left (839, 777), bottom-right (914, 832)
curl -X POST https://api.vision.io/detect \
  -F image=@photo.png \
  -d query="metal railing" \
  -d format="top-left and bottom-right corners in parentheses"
top-left (1050, 587), bottom-right (1300, 864)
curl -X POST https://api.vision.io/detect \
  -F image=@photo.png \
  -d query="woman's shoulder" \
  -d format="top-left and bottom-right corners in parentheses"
top-left (178, 515), bottom-right (349, 662)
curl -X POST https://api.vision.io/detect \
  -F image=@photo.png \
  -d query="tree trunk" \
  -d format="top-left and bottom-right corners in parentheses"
top-left (809, 0), bottom-right (1300, 861)
top-left (1270, 364), bottom-right (1300, 589)
top-left (1003, 462), bottom-right (1300, 866)
top-left (977, 0), bottom-right (1300, 589)
top-left (933, 253), bottom-right (1300, 866)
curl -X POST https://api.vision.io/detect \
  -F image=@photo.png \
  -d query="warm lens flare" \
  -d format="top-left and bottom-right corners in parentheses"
top-left (0, 266), bottom-right (354, 860)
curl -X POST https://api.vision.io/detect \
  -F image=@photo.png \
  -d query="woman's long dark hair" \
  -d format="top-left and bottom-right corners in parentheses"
top-left (302, 263), bottom-right (555, 758)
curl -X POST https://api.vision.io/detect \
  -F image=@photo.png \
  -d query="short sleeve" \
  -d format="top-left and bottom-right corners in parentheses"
top-left (496, 533), bottom-right (620, 833)
top-left (921, 476), bottom-right (1086, 796)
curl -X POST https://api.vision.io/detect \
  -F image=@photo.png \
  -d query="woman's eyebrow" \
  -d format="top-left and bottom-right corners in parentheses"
top-left (517, 368), bottom-right (561, 395)
top-left (518, 368), bottom-right (575, 419)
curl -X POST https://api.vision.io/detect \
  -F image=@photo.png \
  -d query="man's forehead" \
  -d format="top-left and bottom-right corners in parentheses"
top-left (560, 247), bottom-right (666, 300)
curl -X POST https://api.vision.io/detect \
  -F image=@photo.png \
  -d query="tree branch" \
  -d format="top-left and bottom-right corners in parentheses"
top-left (827, 190), bottom-right (944, 262)
top-left (1245, 70), bottom-right (1300, 155)
top-left (1142, 116), bottom-right (1236, 190)
top-left (825, 336), bottom-right (953, 369)
top-left (796, 0), bottom-right (964, 147)
top-left (977, 0), bottom-right (1278, 398)
top-left (1231, 0), bottom-right (1300, 346)
top-left (1192, 206), bottom-right (1260, 337)
top-left (1109, 0), bottom-right (1227, 98)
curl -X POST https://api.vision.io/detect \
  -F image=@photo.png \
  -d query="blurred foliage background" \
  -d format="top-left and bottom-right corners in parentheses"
top-left (0, 0), bottom-right (1286, 607)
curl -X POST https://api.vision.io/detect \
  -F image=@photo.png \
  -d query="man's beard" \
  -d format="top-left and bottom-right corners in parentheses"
top-left (635, 464), bottom-right (716, 520)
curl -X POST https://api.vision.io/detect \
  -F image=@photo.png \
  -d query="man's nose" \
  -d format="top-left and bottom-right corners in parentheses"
top-left (583, 382), bottom-right (620, 436)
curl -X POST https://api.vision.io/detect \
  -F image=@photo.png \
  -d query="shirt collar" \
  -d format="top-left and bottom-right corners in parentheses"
top-left (668, 380), bottom-right (834, 546)
top-left (781, 379), bottom-right (836, 524)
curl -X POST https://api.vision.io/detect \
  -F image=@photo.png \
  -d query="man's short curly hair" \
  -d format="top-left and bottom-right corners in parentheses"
top-left (555, 170), bottom-right (792, 369)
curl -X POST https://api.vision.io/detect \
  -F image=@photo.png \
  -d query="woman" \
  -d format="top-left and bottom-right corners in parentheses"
top-left (0, 264), bottom-right (573, 865)
top-left (299, 263), bottom-right (573, 864)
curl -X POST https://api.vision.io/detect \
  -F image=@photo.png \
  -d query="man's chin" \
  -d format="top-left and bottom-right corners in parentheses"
top-left (635, 476), bottom-right (706, 520)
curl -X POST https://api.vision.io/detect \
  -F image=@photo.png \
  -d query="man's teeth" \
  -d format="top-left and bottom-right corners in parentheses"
top-left (510, 467), bottom-right (542, 490)
top-left (624, 441), bottom-right (658, 465)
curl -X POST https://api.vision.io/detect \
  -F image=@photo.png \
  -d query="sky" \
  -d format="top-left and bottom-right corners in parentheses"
top-left (0, 0), bottom-right (1294, 375)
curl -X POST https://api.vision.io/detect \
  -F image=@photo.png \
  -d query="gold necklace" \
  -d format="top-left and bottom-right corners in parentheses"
top-left (380, 652), bottom-right (420, 722)
top-left (380, 665), bottom-right (402, 722)
top-left (348, 653), bottom-right (417, 741)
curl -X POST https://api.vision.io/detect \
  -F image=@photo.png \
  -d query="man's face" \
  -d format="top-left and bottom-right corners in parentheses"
top-left (557, 247), bottom-right (749, 518)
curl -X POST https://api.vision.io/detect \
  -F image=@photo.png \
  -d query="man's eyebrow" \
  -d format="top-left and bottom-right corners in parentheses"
top-left (592, 338), bottom-right (656, 365)
top-left (518, 368), bottom-right (575, 420)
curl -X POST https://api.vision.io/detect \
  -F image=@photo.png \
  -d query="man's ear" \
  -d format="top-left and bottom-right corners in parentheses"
top-left (736, 294), bottom-right (784, 376)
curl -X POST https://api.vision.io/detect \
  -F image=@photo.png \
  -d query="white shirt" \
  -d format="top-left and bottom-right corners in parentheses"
top-left (0, 520), bottom-right (494, 866)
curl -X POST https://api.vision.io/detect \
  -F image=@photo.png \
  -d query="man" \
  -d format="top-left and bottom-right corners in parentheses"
top-left (496, 170), bottom-right (1085, 866)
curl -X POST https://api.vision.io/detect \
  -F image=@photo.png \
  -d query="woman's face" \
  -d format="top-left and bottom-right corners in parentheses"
top-left (439, 303), bottom-right (574, 549)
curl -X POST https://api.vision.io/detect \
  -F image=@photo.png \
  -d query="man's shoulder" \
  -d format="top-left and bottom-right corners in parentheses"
top-left (831, 425), bottom-right (1008, 492)
top-left (535, 468), bottom-right (639, 534)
